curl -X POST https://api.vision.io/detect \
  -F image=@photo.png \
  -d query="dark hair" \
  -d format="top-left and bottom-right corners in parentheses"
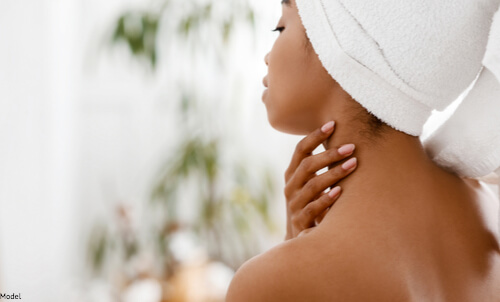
top-left (348, 91), bottom-right (392, 142)
top-left (356, 109), bottom-right (391, 142)
top-left (303, 32), bottom-right (312, 54)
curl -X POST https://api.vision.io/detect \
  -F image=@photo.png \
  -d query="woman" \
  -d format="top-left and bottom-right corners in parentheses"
top-left (227, 0), bottom-right (500, 301)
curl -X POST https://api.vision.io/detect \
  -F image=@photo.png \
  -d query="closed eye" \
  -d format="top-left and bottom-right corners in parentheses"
top-left (272, 26), bottom-right (285, 33)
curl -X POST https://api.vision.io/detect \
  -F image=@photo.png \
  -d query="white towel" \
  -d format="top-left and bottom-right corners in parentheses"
top-left (424, 7), bottom-right (500, 182)
top-left (295, 0), bottom-right (500, 187)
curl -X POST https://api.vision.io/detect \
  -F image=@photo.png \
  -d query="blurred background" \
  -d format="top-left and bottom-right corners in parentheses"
top-left (0, 0), bottom-right (478, 301)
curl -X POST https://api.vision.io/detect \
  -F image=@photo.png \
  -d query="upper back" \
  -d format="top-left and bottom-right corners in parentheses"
top-left (227, 178), bottom-right (500, 302)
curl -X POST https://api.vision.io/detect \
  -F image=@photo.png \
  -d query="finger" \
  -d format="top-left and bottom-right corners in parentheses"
top-left (284, 121), bottom-right (335, 182)
top-left (312, 191), bottom-right (331, 224)
top-left (293, 143), bottom-right (356, 187)
top-left (294, 157), bottom-right (357, 210)
top-left (297, 186), bottom-right (342, 229)
top-left (285, 170), bottom-right (322, 202)
top-left (312, 188), bottom-right (327, 201)
top-left (315, 206), bottom-right (330, 225)
top-left (297, 228), bottom-right (314, 237)
top-left (285, 143), bottom-right (355, 200)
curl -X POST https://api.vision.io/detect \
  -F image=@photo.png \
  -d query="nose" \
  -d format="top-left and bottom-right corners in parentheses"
top-left (264, 53), bottom-right (270, 66)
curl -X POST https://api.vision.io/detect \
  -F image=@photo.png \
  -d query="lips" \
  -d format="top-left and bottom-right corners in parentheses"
top-left (263, 76), bottom-right (268, 88)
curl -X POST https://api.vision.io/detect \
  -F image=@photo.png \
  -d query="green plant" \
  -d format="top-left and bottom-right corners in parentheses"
top-left (110, 0), bottom-right (256, 70)
top-left (87, 0), bottom-right (280, 285)
top-left (149, 94), bottom-right (278, 273)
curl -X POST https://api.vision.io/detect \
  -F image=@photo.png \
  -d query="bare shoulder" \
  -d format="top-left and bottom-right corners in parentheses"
top-left (461, 177), bottom-right (499, 229)
top-left (225, 240), bottom-right (302, 302)
top-left (225, 231), bottom-right (409, 302)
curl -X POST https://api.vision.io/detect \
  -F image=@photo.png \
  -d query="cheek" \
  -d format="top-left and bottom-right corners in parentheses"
top-left (265, 38), bottom-right (334, 134)
top-left (267, 39), bottom-right (306, 101)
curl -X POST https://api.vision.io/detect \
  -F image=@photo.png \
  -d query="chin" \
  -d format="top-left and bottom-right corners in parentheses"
top-left (264, 94), bottom-right (315, 135)
top-left (267, 114), bottom-right (310, 136)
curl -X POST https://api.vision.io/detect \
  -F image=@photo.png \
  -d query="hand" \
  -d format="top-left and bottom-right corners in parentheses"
top-left (283, 121), bottom-right (358, 240)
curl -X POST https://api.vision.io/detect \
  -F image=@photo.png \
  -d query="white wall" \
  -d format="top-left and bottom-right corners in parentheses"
top-left (0, 0), bottom-right (286, 300)
top-left (0, 0), bottom-right (78, 300)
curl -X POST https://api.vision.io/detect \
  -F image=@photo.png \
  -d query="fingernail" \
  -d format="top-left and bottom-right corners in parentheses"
top-left (341, 157), bottom-right (357, 170)
top-left (328, 186), bottom-right (341, 198)
top-left (338, 144), bottom-right (355, 155)
top-left (321, 121), bottom-right (335, 133)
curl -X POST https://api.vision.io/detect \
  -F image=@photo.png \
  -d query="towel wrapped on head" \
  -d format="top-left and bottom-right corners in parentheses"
top-left (424, 6), bottom-right (500, 184)
top-left (295, 0), bottom-right (500, 186)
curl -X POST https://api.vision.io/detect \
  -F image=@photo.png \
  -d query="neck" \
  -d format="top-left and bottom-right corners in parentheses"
top-left (319, 122), bottom-right (455, 217)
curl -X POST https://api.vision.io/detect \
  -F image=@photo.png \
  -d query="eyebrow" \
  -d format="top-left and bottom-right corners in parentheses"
top-left (281, 0), bottom-right (291, 7)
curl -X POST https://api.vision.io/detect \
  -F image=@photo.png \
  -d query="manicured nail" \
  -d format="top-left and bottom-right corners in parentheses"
top-left (338, 144), bottom-right (355, 156)
top-left (328, 186), bottom-right (341, 198)
top-left (341, 157), bottom-right (357, 170)
top-left (321, 121), bottom-right (335, 133)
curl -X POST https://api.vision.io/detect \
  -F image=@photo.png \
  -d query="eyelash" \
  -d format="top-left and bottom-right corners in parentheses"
top-left (272, 26), bottom-right (285, 33)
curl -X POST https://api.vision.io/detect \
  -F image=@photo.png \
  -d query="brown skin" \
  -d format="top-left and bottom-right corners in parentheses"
top-left (283, 121), bottom-right (358, 240)
top-left (262, 12), bottom-right (337, 135)
top-left (261, 0), bottom-right (367, 137)
top-left (264, 0), bottom-right (363, 240)
top-left (227, 0), bottom-right (500, 301)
